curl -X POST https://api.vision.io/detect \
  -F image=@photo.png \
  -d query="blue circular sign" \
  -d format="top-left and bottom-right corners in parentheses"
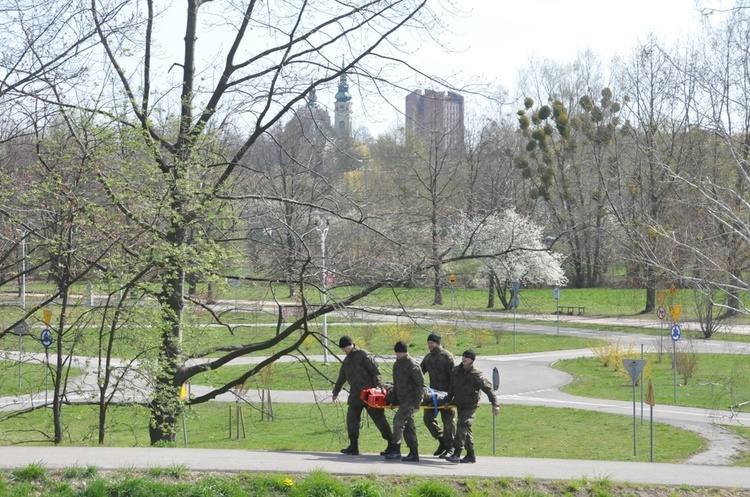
top-left (670, 323), bottom-right (681, 342)
top-left (40, 328), bottom-right (53, 348)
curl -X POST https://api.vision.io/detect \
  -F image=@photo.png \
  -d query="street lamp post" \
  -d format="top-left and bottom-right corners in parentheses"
top-left (18, 229), bottom-right (27, 311)
top-left (317, 219), bottom-right (330, 364)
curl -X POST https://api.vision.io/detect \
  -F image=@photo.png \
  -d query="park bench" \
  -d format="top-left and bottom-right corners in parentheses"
top-left (558, 305), bottom-right (585, 315)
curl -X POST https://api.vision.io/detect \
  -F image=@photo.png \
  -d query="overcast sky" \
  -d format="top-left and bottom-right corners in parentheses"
top-left (353, 0), bottom-right (722, 135)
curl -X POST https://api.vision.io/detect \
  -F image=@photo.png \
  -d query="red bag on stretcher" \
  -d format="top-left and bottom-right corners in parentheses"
top-left (360, 386), bottom-right (389, 407)
top-left (360, 385), bottom-right (450, 411)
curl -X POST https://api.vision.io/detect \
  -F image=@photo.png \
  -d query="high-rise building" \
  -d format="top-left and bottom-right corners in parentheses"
top-left (405, 89), bottom-right (465, 153)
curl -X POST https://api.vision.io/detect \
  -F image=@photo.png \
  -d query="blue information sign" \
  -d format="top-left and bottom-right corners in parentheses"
top-left (40, 328), bottom-right (53, 348)
top-left (670, 323), bottom-right (681, 342)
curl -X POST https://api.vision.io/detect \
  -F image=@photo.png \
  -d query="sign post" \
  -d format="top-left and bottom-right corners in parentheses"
top-left (12, 322), bottom-right (31, 394)
top-left (656, 305), bottom-right (666, 358)
top-left (553, 287), bottom-right (560, 336)
top-left (645, 379), bottom-right (656, 462)
top-left (510, 282), bottom-right (520, 351)
top-left (181, 383), bottom-right (189, 447)
top-left (492, 367), bottom-right (499, 456)
top-left (669, 303), bottom-right (682, 404)
top-left (623, 359), bottom-right (647, 456)
top-left (671, 322), bottom-right (681, 404)
top-left (41, 328), bottom-right (53, 404)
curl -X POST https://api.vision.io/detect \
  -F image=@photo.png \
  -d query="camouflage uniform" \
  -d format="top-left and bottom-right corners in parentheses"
top-left (445, 363), bottom-right (498, 454)
top-left (390, 353), bottom-right (424, 450)
top-left (420, 346), bottom-right (456, 447)
top-left (332, 347), bottom-right (392, 442)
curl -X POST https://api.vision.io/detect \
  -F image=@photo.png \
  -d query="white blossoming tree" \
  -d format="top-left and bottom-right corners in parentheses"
top-left (450, 210), bottom-right (567, 308)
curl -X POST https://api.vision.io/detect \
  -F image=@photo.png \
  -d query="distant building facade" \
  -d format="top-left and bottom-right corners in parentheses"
top-left (405, 89), bottom-right (465, 153)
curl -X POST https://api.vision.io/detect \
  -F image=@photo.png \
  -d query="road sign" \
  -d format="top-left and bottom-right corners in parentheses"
top-left (623, 359), bottom-right (647, 385)
top-left (510, 295), bottom-right (519, 309)
top-left (325, 270), bottom-right (334, 286)
top-left (669, 305), bottom-right (682, 323)
top-left (670, 323), bottom-right (681, 342)
top-left (656, 305), bottom-right (666, 320)
top-left (645, 379), bottom-right (655, 407)
top-left (11, 322), bottom-right (31, 336)
top-left (553, 287), bottom-right (560, 300)
top-left (40, 328), bottom-right (53, 348)
top-left (448, 273), bottom-right (457, 285)
top-left (510, 281), bottom-right (520, 295)
top-left (43, 309), bottom-right (52, 326)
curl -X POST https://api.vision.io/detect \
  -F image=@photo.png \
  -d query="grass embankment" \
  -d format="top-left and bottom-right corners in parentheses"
top-left (3, 466), bottom-right (737, 497)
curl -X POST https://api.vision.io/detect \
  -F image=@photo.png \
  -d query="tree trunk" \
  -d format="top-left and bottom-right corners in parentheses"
top-left (432, 264), bottom-right (443, 305)
top-left (487, 272), bottom-right (495, 308)
top-left (644, 286), bottom-right (655, 314)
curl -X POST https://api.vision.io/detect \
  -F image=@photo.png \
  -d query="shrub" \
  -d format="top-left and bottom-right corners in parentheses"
top-left (291, 470), bottom-right (348, 497)
top-left (407, 480), bottom-right (458, 497)
top-left (381, 324), bottom-right (414, 347)
top-left (675, 344), bottom-right (699, 386)
top-left (351, 479), bottom-right (384, 497)
top-left (360, 325), bottom-right (379, 348)
top-left (11, 462), bottom-right (47, 482)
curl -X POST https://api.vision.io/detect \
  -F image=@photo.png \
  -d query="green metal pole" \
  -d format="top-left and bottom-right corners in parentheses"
top-left (632, 383), bottom-right (637, 456)
top-left (650, 405), bottom-right (654, 462)
top-left (673, 341), bottom-right (677, 404)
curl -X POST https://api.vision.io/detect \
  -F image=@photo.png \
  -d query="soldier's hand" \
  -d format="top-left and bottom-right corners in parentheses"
top-left (332, 395), bottom-right (339, 403)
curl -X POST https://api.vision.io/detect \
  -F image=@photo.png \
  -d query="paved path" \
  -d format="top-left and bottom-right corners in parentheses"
top-left (1, 317), bottom-right (749, 489)
top-left (0, 446), bottom-right (749, 490)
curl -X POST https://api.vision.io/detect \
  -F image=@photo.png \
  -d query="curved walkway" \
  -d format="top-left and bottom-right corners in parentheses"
top-left (1, 320), bottom-right (749, 489)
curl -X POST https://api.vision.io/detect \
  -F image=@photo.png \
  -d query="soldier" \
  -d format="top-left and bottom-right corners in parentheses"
top-left (332, 335), bottom-right (393, 456)
top-left (444, 349), bottom-right (500, 463)
top-left (384, 341), bottom-right (424, 462)
top-left (420, 332), bottom-right (456, 458)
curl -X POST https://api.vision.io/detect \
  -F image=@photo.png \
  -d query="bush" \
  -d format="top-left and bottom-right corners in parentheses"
top-left (290, 470), bottom-right (348, 497)
top-left (675, 344), bottom-right (699, 386)
top-left (407, 480), bottom-right (458, 497)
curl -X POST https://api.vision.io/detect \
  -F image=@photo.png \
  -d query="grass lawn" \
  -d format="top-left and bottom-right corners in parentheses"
top-left (0, 402), bottom-right (704, 464)
top-left (554, 353), bottom-right (750, 410)
top-left (0, 362), bottom-right (84, 397)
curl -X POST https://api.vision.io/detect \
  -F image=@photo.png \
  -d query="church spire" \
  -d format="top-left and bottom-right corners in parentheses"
top-left (334, 58), bottom-right (352, 139)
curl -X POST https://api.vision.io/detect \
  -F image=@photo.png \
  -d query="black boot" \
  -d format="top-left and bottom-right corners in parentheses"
top-left (384, 443), bottom-right (402, 460)
top-left (340, 436), bottom-right (359, 456)
top-left (380, 442), bottom-right (396, 457)
top-left (446, 448), bottom-right (462, 463)
top-left (402, 447), bottom-right (420, 462)
top-left (439, 447), bottom-right (454, 459)
top-left (460, 449), bottom-right (476, 463)
top-left (432, 437), bottom-right (446, 456)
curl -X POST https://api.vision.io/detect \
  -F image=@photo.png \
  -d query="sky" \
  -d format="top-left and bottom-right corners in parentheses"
top-left (351, 0), bottom-right (723, 135)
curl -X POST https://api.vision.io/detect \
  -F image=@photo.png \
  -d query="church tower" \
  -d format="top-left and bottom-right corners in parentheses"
top-left (334, 65), bottom-right (352, 140)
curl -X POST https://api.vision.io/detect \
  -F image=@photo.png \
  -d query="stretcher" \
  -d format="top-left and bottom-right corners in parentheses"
top-left (360, 386), bottom-right (454, 412)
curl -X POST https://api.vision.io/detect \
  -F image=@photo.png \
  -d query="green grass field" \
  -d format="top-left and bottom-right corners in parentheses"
top-left (2, 284), bottom-right (749, 472)
top-left (0, 402), bottom-right (703, 464)
top-left (554, 353), bottom-right (750, 410)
